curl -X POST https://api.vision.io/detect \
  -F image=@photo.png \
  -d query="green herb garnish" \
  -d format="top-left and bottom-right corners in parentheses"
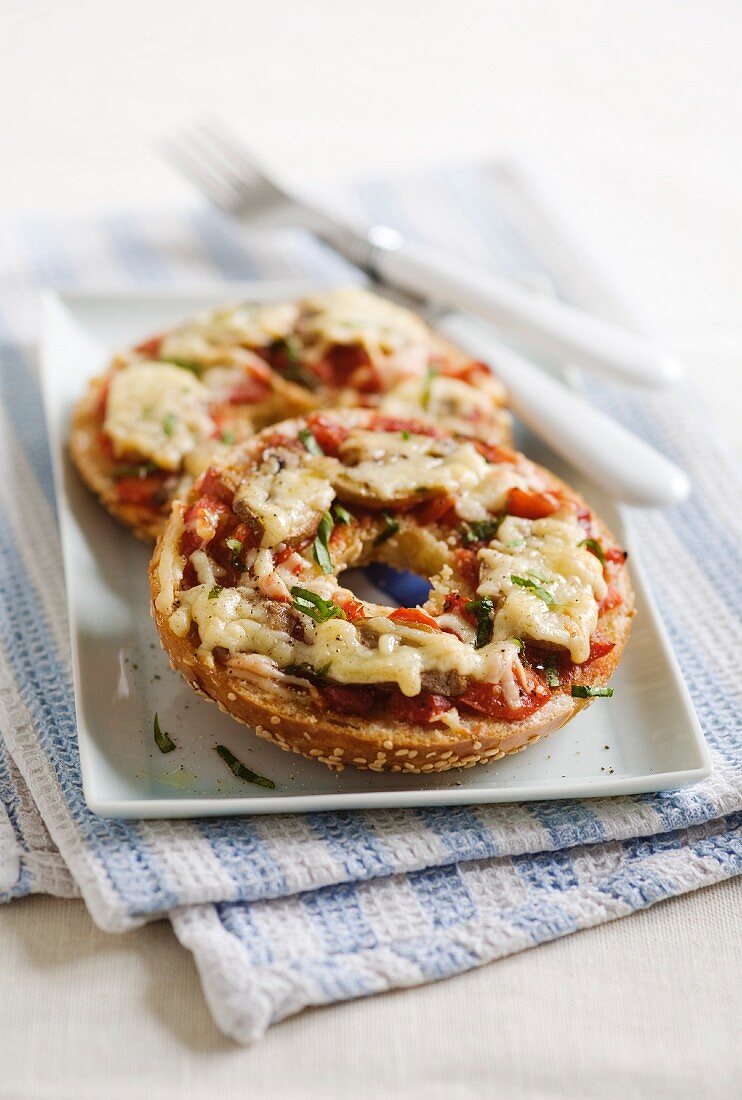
top-left (164, 357), bottom-right (204, 376)
top-left (153, 713), bottom-right (176, 754)
top-left (215, 745), bottom-right (275, 789)
top-left (225, 536), bottom-right (243, 567)
top-left (290, 586), bottom-right (346, 624)
top-left (465, 596), bottom-right (494, 649)
top-left (512, 638), bottom-right (524, 651)
top-left (401, 430), bottom-right (411, 441)
top-left (461, 515), bottom-right (504, 546)
top-left (578, 538), bottom-right (606, 566)
top-left (374, 510), bottom-right (400, 546)
top-left (313, 512), bottom-right (335, 575)
top-left (208, 585), bottom-right (223, 600)
top-left (332, 503), bottom-right (353, 525)
top-left (284, 661), bottom-right (332, 681)
top-left (511, 574), bottom-right (555, 606)
top-left (544, 656), bottom-right (560, 688)
top-left (299, 427), bottom-right (323, 456)
top-left (420, 366), bottom-right (438, 410)
top-left (571, 685), bottom-right (614, 698)
top-left (162, 411), bottom-right (177, 437)
top-left (272, 338), bottom-right (318, 391)
top-left (220, 430), bottom-right (235, 445)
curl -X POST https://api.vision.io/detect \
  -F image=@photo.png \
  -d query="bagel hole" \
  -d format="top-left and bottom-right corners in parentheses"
top-left (341, 563), bottom-right (432, 609)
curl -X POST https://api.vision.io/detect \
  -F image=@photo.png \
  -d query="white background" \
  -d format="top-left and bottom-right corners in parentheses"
top-left (0, 1), bottom-right (740, 1096)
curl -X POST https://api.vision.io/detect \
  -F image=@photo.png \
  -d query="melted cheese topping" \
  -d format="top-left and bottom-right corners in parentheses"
top-left (162, 421), bottom-right (611, 706)
top-left (158, 301), bottom-right (297, 364)
top-left (297, 288), bottom-right (431, 372)
top-left (334, 430), bottom-right (488, 502)
top-left (233, 459), bottom-right (335, 546)
top-left (381, 374), bottom-right (497, 424)
top-left (104, 362), bottom-right (213, 470)
top-left (174, 576), bottom-right (525, 701)
top-left (477, 514), bottom-right (608, 662)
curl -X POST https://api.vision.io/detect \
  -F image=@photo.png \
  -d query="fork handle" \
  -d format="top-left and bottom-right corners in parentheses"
top-left (435, 312), bottom-right (690, 507)
top-left (363, 230), bottom-right (681, 389)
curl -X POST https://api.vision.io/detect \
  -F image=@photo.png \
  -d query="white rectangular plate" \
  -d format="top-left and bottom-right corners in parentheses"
top-left (40, 283), bottom-right (711, 818)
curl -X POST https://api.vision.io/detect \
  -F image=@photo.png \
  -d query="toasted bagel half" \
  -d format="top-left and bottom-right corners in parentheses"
top-left (150, 410), bottom-right (633, 775)
top-left (71, 287), bottom-right (511, 541)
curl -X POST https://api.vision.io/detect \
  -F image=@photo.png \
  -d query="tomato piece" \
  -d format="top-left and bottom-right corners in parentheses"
top-left (412, 495), bottom-right (458, 526)
top-left (134, 334), bottom-right (163, 357)
top-left (313, 344), bottom-right (372, 388)
top-left (388, 692), bottom-right (453, 724)
top-left (368, 416), bottom-right (441, 438)
top-left (197, 469), bottom-right (234, 505)
top-left (586, 637), bottom-right (616, 663)
top-left (338, 597), bottom-right (367, 623)
top-left (322, 683), bottom-right (378, 716)
top-left (454, 548), bottom-right (480, 590)
top-left (305, 414), bottom-right (349, 457)
top-left (227, 376), bottom-right (272, 405)
top-left (443, 592), bottom-right (476, 620)
top-left (442, 360), bottom-right (491, 385)
top-left (600, 585), bottom-right (623, 612)
top-left (116, 474), bottom-right (168, 508)
top-left (506, 487), bottom-right (560, 520)
top-left (459, 679), bottom-right (549, 721)
top-left (474, 440), bottom-right (518, 464)
top-left (389, 607), bottom-right (442, 632)
top-left (605, 547), bottom-right (627, 566)
top-left (183, 496), bottom-right (234, 551)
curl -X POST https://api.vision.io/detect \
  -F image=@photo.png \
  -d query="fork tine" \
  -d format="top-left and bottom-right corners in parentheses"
top-left (162, 136), bottom-right (242, 212)
top-left (191, 119), bottom-right (285, 199)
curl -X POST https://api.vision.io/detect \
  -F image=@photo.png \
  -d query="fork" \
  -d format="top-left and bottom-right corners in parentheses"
top-left (162, 122), bottom-right (690, 506)
top-left (164, 121), bottom-right (681, 390)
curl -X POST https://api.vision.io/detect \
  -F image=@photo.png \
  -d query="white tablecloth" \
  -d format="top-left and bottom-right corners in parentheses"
top-left (1, 2), bottom-right (740, 1094)
top-left (2, 880), bottom-right (739, 1099)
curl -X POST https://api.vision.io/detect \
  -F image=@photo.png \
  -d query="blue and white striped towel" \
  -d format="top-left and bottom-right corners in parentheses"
top-left (0, 165), bottom-right (740, 1043)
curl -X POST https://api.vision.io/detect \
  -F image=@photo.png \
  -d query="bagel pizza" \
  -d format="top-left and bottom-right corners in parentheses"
top-left (150, 410), bottom-right (633, 774)
top-left (71, 287), bottom-right (510, 540)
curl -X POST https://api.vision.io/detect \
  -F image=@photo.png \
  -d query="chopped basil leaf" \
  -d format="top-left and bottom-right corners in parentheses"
top-left (420, 366), bottom-right (438, 410)
top-left (578, 538), bottom-right (606, 566)
top-left (215, 745), bottom-right (275, 789)
top-left (512, 638), bottom-right (524, 651)
top-left (208, 585), bottom-right (223, 600)
top-left (571, 684), bottom-right (614, 698)
top-left (164, 357), bottom-right (204, 376)
top-left (162, 411), bottom-right (177, 437)
top-left (299, 427), bottom-right (323, 456)
top-left (511, 574), bottom-right (555, 606)
top-left (465, 596), bottom-right (494, 649)
top-left (283, 661), bottom-right (331, 681)
top-left (225, 536), bottom-right (243, 567)
top-left (374, 510), bottom-right (400, 545)
top-left (313, 511), bottom-right (335, 575)
top-left (220, 430), bottom-right (235, 445)
top-left (461, 514), bottom-right (504, 546)
top-left (401, 430), bottom-right (411, 441)
top-left (272, 338), bottom-right (318, 391)
top-left (526, 569), bottom-right (550, 583)
top-left (544, 656), bottom-right (560, 688)
top-left (290, 586), bottom-right (346, 624)
top-left (332, 503), bottom-right (353, 525)
top-left (153, 713), bottom-right (176, 754)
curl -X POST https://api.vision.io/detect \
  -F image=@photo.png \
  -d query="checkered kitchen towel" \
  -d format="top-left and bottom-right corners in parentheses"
top-left (0, 165), bottom-right (740, 1043)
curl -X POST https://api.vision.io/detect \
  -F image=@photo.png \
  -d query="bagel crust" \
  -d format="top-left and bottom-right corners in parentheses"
top-left (150, 410), bottom-right (633, 774)
top-left (71, 287), bottom-right (511, 541)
